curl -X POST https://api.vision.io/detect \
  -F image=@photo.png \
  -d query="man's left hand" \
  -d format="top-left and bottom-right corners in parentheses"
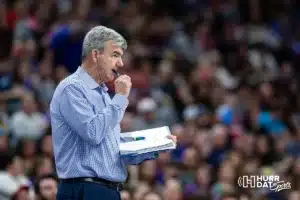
top-left (154, 135), bottom-right (177, 158)
top-left (167, 135), bottom-right (177, 144)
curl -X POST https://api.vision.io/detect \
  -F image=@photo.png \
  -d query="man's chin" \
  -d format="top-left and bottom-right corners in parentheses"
top-left (106, 73), bottom-right (115, 82)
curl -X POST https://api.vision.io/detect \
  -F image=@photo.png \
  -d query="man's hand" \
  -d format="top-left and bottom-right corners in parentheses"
top-left (114, 75), bottom-right (132, 97)
top-left (154, 135), bottom-right (177, 158)
top-left (167, 135), bottom-right (177, 144)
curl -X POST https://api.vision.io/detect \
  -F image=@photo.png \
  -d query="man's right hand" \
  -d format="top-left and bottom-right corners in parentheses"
top-left (114, 75), bottom-right (132, 97)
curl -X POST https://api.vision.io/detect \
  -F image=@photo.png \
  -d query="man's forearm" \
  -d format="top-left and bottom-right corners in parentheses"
top-left (59, 85), bottom-right (128, 145)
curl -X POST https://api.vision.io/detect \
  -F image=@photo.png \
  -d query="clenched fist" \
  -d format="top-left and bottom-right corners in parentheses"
top-left (114, 75), bottom-right (132, 97)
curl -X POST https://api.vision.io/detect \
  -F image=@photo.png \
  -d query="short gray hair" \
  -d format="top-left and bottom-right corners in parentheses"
top-left (81, 26), bottom-right (127, 60)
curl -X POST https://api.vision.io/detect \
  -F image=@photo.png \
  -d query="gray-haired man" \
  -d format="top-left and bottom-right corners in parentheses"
top-left (50, 26), bottom-right (176, 200)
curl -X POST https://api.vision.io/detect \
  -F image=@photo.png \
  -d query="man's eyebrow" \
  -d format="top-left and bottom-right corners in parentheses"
top-left (113, 51), bottom-right (122, 55)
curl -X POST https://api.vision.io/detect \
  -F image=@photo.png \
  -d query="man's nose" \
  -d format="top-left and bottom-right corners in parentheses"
top-left (117, 58), bottom-right (123, 67)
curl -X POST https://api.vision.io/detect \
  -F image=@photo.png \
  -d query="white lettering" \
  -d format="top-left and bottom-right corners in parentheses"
top-left (257, 182), bottom-right (262, 187)
top-left (263, 176), bottom-right (268, 181)
top-left (238, 175), bottom-right (291, 192)
top-left (270, 181), bottom-right (291, 192)
top-left (242, 176), bottom-right (249, 188)
top-left (257, 176), bottom-right (263, 182)
top-left (249, 176), bottom-right (256, 188)
top-left (268, 182), bottom-right (273, 188)
top-left (269, 176), bottom-right (274, 182)
top-left (262, 182), bottom-right (269, 188)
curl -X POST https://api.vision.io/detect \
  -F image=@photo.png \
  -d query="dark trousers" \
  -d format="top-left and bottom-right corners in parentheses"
top-left (56, 180), bottom-right (121, 200)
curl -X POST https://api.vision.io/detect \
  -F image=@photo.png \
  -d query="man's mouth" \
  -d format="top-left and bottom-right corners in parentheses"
top-left (112, 69), bottom-right (120, 77)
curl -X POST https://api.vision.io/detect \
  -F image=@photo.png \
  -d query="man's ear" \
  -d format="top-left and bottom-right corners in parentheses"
top-left (92, 49), bottom-right (98, 63)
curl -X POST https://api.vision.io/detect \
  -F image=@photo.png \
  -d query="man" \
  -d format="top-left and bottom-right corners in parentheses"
top-left (34, 174), bottom-right (58, 200)
top-left (50, 26), bottom-right (176, 200)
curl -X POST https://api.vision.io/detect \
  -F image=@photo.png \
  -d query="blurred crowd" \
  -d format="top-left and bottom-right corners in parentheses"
top-left (1, 0), bottom-right (300, 199)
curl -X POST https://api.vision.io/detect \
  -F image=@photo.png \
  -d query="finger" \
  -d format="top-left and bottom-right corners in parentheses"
top-left (121, 75), bottom-right (131, 80)
top-left (168, 135), bottom-right (177, 143)
top-left (123, 76), bottom-right (131, 82)
top-left (116, 75), bottom-right (124, 80)
top-left (167, 135), bottom-right (175, 140)
top-left (118, 74), bottom-right (127, 78)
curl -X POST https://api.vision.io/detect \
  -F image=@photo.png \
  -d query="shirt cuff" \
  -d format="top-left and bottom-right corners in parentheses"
top-left (112, 93), bottom-right (129, 110)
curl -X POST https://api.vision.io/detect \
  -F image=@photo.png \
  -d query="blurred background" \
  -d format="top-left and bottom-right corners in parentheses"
top-left (1, 0), bottom-right (300, 199)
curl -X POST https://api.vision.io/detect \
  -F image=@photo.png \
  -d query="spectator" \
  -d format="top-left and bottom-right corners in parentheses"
top-left (133, 97), bottom-right (163, 130)
top-left (34, 174), bottom-right (58, 200)
top-left (10, 93), bottom-right (48, 141)
top-left (183, 163), bottom-right (211, 198)
top-left (289, 191), bottom-right (300, 200)
top-left (142, 191), bottom-right (163, 200)
top-left (132, 182), bottom-right (151, 200)
top-left (15, 138), bottom-right (37, 176)
top-left (49, 21), bottom-right (87, 73)
top-left (221, 191), bottom-right (238, 200)
top-left (138, 160), bottom-right (157, 187)
top-left (120, 189), bottom-right (132, 200)
top-left (163, 178), bottom-right (183, 200)
top-left (32, 156), bottom-right (55, 180)
top-left (37, 128), bottom-right (54, 158)
top-left (11, 185), bottom-right (30, 200)
top-left (0, 155), bottom-right (29, 200)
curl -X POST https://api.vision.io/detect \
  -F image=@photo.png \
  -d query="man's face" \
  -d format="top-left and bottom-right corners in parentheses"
top-left (39, 178), bottom-right (58, 200)
top-left (95, 40), bottom-right (124, 82)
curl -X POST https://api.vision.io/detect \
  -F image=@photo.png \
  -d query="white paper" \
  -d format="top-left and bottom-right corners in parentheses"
top-left (120, 126), bottom-right (176, 156)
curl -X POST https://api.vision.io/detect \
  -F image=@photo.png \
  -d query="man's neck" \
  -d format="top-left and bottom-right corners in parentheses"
top-left (81, 62), bottom-right (103, 84)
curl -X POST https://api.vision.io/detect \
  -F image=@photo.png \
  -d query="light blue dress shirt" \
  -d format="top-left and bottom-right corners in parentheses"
top-left (50, 66), bottom-right (156, 182)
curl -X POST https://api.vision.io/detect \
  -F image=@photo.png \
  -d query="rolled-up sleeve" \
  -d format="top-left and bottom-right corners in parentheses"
top-left (59, 84), bottom-right (128, 145)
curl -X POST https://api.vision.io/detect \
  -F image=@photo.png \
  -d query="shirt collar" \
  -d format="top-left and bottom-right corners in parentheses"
top-left (99, 83), bottom-right (108, 92)
top-left (77, 66), bottom-right (108, 91)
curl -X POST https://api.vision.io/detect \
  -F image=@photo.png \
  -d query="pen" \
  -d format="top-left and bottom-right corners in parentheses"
top-left (134, 137), bottom-right (145, 141)
top-left (121, 136), bottom-right (146, 142)
top-left (112, 69), bottom-right (121, 77)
